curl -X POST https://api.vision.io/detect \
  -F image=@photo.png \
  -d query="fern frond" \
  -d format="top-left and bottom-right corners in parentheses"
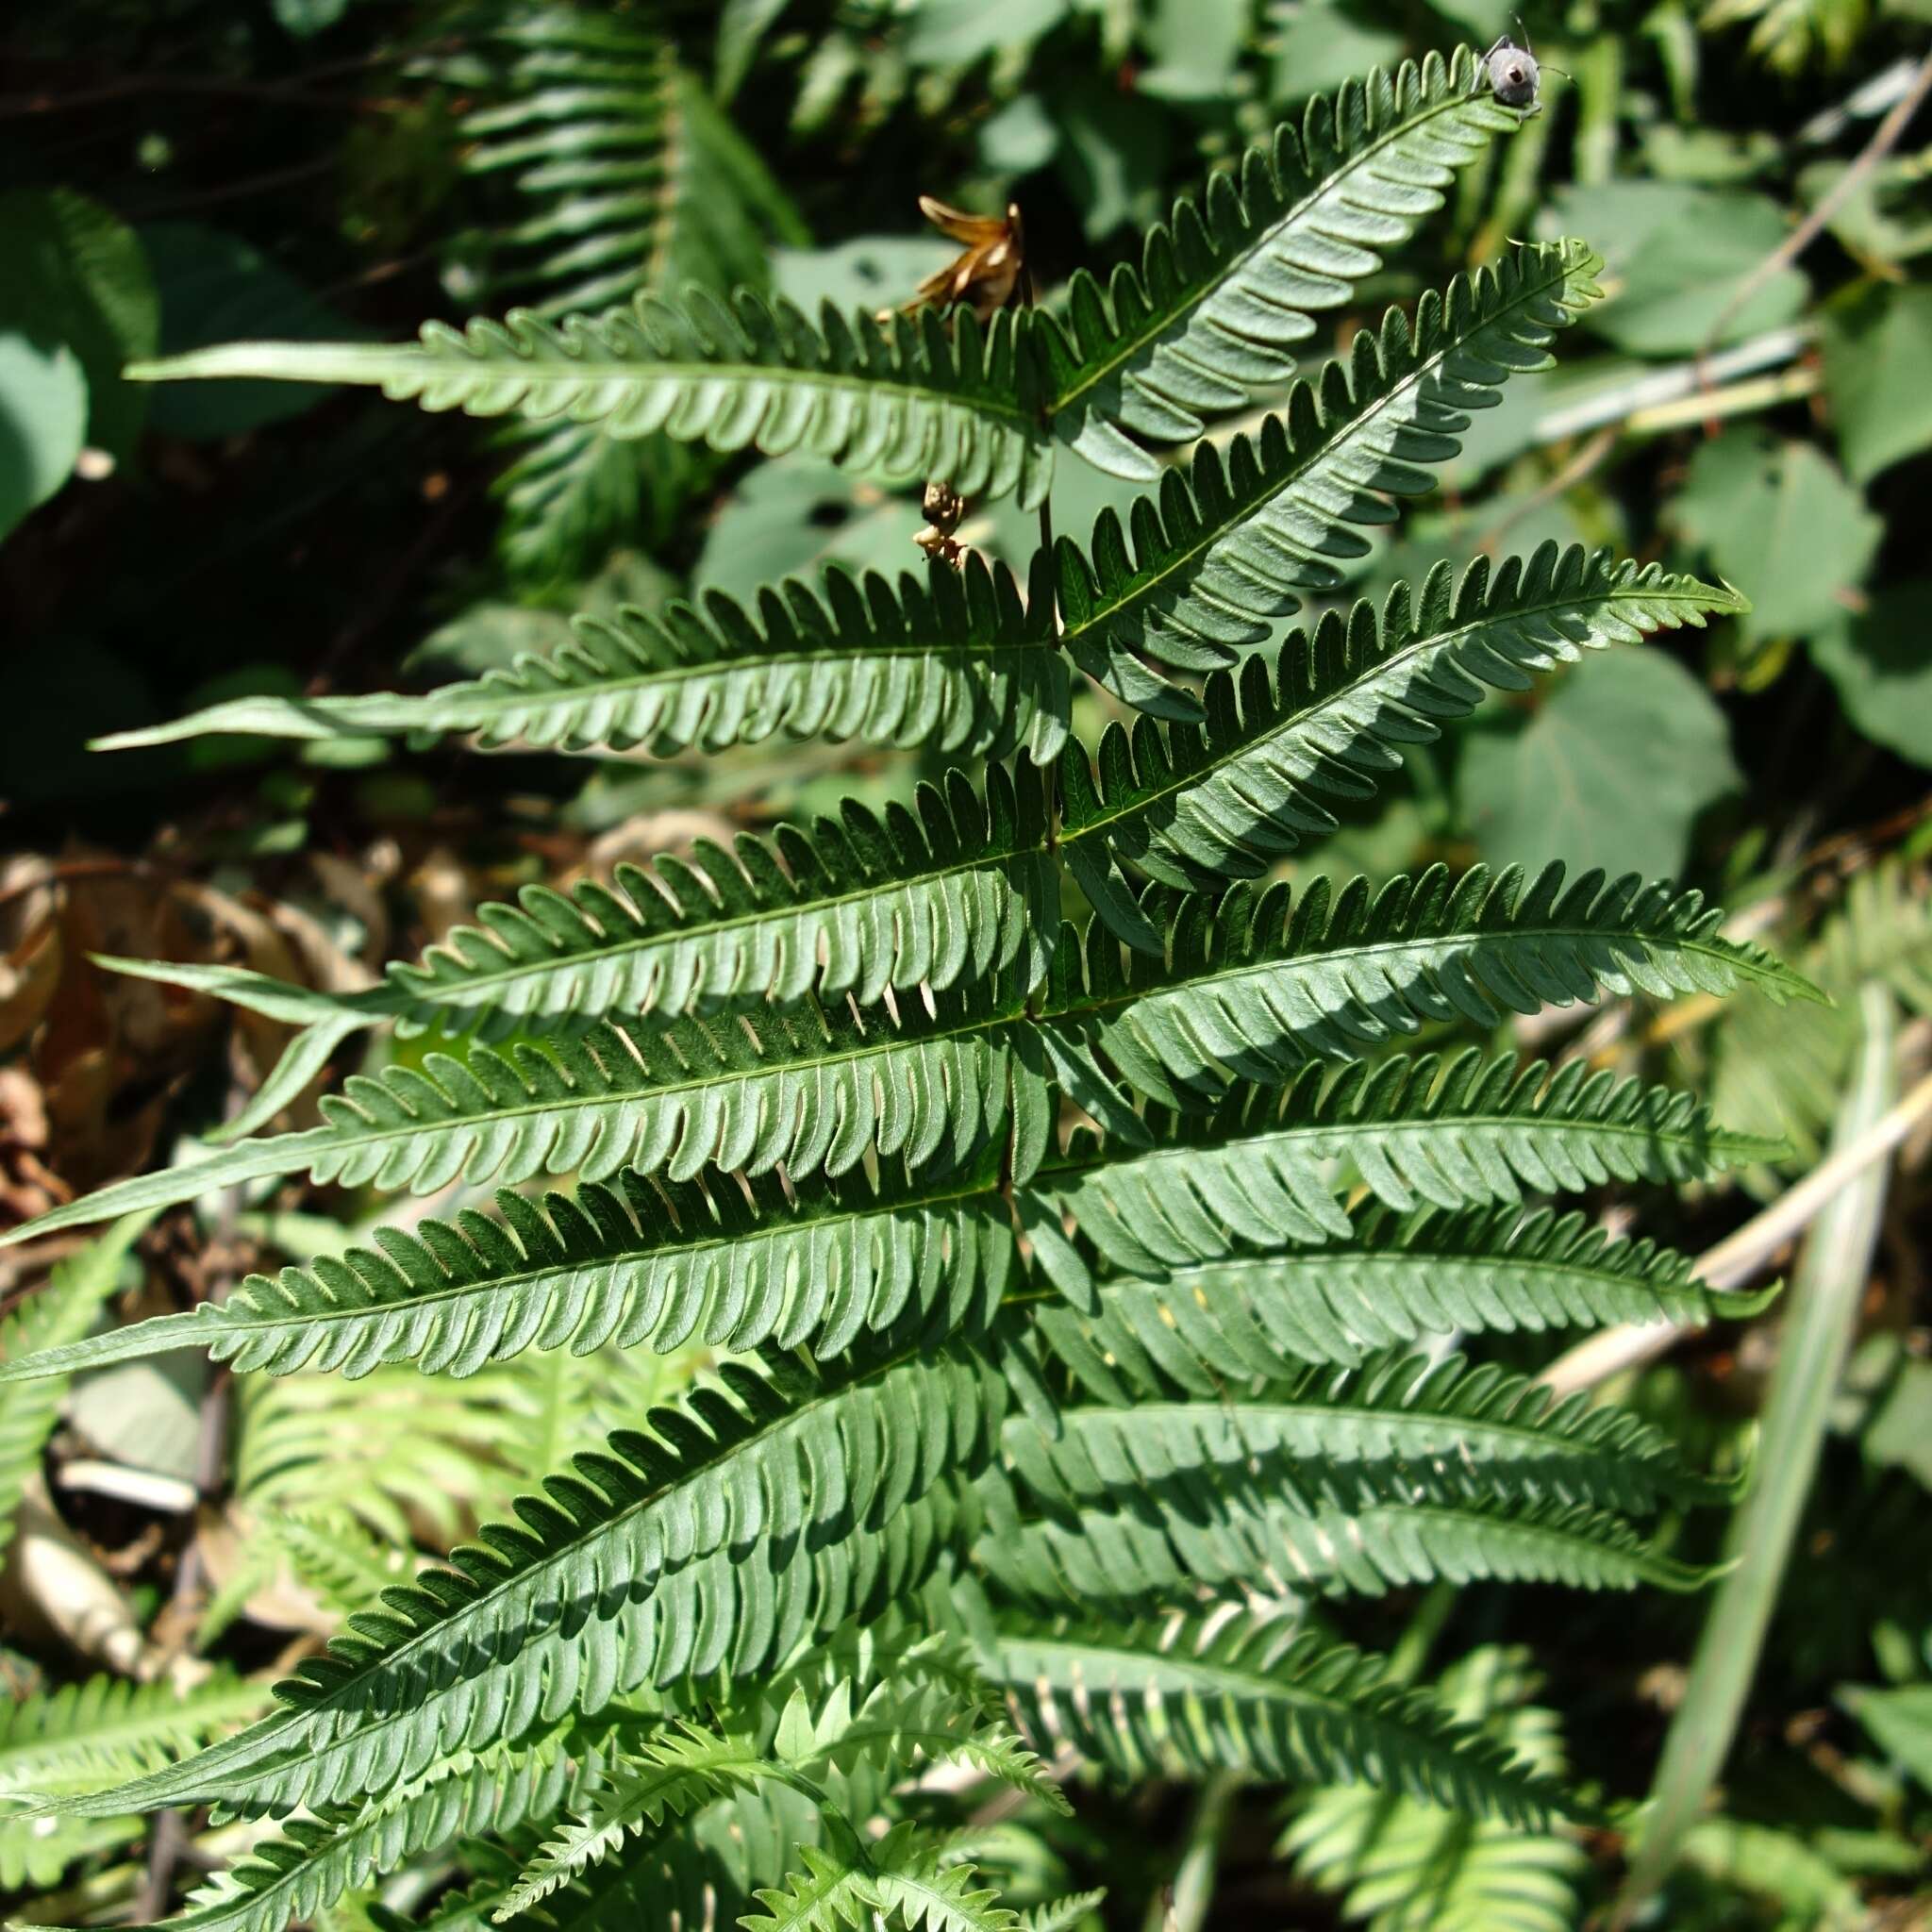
top-left (127, 292), bottom-right (1053, 507)
top-left (1038, 48), bottom-right (1525, 472)
top-left (1281, 1645), bottom-right (1587, 1932)
top-left (0, 1213), bottom-right (149, 1556)
top-left (109, 763), bottom-right (1055, 1131)
top-left (1711, 859), bottom-right (1932, 1164)
top-left (97, 555), bottom-right (1069, 766)
top-left (974, 1461), bottom-right (1715, 1609)
top-left (439, 9), bottom-right (808, 575)
top-left (53, 1346), bottom-right (997, 1818)
top-left (447, 14), bottom-right (802, 320)
top-left (774, 1674), bottom-right (1068, 1818)
top-left (253, 1507), bottom-right (412, 1617)
top-left (0, 969), bottom-right (1036, 1249)
top-left (1034, 1203), bottom-right (1774, 1376)
top-left (0, 1672), bottom-right (270, 1804)
top-left (976, 1606), bottom-right (1576, 1825)
top-left (522, 1782), bottom-right (826, 1932)
top-left (1041, 862), bottom-right (1817, 1079)
top-left (1019, 1049), bottom-right (1781, 1286)
top-left (1002, 1348), bottom-right (1742, 1517)
top-left (494, 1722), bottom-right (776, 1918)
top-left (1056, 242), bottom-right (1602, 700)
top-left (1017, 1891), bottom-right (1108, 1932)
top-left (139, 1722), bottom-right (617, 1932)
top-left (1056, 545), bottom-right (1746, 923)
top-left (230, 1363), bottom-right (525, 1545)
top-left (745, 1822), bottom-right (1022, 1932)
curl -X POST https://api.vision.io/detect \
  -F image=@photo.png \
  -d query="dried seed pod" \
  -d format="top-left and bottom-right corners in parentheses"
top-left (914, 480), bottom-right (969, 568)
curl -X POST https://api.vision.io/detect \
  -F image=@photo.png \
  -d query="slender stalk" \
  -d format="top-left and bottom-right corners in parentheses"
top-left (1539, 1058), bottom-right (1932, 1398)
top-left (1610, 985), bottom-right (1900, 1921)
top-left (1143, 1772), bottom-right (1243, 1932)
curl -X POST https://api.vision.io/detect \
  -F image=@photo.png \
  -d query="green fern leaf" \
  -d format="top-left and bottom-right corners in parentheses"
top-left (1039, 48), bottom-right (1525, 473)
top-left (0, 1672), bottom-right (270, 1805)
top-left (105, 763), bottom-right (1055, 1131)
top-left (1056, 242), bottom-right (1602, 705)
top-left (0, 1157), bottom-right (1015, 1395)
top-left (521, 1783), bottom-right (827, 1932)
top-left (745, 1821), bottom-right (1022, 1932)
top-left (127, 293), bottom-right (1054, 507)
top-left (1281, 1645), bottom-right (1587, 1932)
top-left (50, 1346), bottom-right (998, 1819)
top-left (447, 18), bottom-right (804, 321)
top-left (975, 1461), bottom-right (1716, 1609)
top-left (1017, 1892), bottom-right (1109, 1932)
top-left (1041, 862), bottom-right (1818, 1086)
top-left (132, 1723), bottom-right (620, 1932)
top-left (0, 969), bottom-right (1037, 1248)
top-left (1019, 1049), bottom-right (1781, 1286)
top-left (439, 11), bottom-right (808, 575)
top-left (1035, 1202), bottom-right (1775, 1376)
top-left (774, 1674), bottom-right (1069, 1818)
top-left (976, 1606), bottom-right (1575, 1825)
top-left (1711, 859), bottom-right (1932, 1166)
top-left (0, 1213), bottom-right (150, 1557)
top-left (1056, 544), bottom-right (1746, 931)
top-left (494, 1722), bottom-right (778, 1918)
top-left (96, 555), bottom-right (1069, 766)
top-left (1003, 1347), bottom-right (1742, 1517)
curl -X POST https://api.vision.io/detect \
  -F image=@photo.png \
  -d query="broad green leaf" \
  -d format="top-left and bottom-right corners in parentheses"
top-left (901, 0), bottom-right (1073, 64)
top-left (1669, 430), bottom-right (1881, 643)
top-left (1820, 281), bottom-right (1932, 485)
top-left (140, 223), bottom-right (364, 438)
top-left (1140, 0), bottom-right (1251, 100)
top-left (0, 334), bottom-right (86, 540)
top-left (0, 188), bottom-right (158, 462)
top-left (1457, 647), bottom-right (1740, 881)
top-left (1841, 1683), bottom-right (1932, 1792)
top-left (1808, 584), bottom-right (1932, 768)
top-left (717, 0), bottom-right (793, 95)
top-left (1540, 183), bottom-right (1807, 355)
top-left (1270, 9), bottom-right (1407, 103)
top-left (272, 0), bottom-right (350, 33)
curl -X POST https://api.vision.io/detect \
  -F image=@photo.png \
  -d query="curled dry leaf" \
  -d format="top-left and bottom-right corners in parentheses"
top-left (901, 197), bottom-right (1026, 320)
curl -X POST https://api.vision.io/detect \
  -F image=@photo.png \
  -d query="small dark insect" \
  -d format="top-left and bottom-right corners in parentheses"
top-left (914, 479), bottom-right (969, 569)
top-left (1483, 31), bottom-right (1544, 109)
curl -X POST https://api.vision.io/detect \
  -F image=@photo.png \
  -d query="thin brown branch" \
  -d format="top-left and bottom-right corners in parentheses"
top-left (1697, 48), bottom-right (1932, 388)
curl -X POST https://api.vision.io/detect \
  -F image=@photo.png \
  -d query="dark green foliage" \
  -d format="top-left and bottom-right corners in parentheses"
top-left (4, 25), bottom-right (1852, 1932)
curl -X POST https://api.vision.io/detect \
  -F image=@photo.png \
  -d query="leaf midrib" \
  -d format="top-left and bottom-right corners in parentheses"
top-left (1046, 77), bottom-right (1503, 422)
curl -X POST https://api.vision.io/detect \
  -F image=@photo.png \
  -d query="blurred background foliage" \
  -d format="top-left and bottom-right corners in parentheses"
top-left (1, 0), bottom-right (1929, 1925)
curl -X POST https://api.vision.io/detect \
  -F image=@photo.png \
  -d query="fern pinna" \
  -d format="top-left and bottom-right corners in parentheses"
top-left (5, 43), bottom-right (1807, 1932)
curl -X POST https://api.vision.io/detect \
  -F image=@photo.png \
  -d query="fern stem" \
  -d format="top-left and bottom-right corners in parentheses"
top-left (1142, 1771), bottom-right (1242, 1932)
top-left (1611, 984), bottom-right (1899, 1920)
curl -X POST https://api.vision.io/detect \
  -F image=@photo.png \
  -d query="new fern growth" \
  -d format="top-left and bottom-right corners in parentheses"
top-left (8, 42), bottom-right (1808, 1932)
